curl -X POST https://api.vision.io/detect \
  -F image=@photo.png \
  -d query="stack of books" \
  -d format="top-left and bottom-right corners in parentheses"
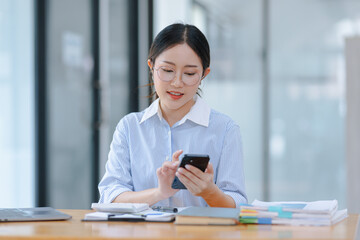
top-left (175, 207), bottom-right (239, 225)
top-left (239, 199), bottom-right (348, 226)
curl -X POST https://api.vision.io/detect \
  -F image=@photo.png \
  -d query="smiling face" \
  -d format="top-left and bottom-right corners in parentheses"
top-left (148, 43), bottom-right (210, 122)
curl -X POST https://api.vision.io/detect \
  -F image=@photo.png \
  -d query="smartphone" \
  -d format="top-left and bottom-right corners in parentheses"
top-left (171, 154), bottom-right (210, 189)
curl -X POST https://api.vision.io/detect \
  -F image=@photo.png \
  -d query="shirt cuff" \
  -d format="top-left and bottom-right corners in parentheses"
top-left (223, 191), bottom-right (248, 207)
top-left (99, 186), bottom-right (132, 203)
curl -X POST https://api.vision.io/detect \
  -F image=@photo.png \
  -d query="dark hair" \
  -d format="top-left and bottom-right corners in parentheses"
top-left (148, 23), bottom-right (210, 73)
top-left (147, 23), bottom-right (210, 99)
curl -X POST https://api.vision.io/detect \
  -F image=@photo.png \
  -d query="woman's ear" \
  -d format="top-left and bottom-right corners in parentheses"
top-left (147, 59), bottom-right (153, 70)
top-left (202, 67), bottom-right (211, 79)
top-left (148, 59), bottom-right (154, 81)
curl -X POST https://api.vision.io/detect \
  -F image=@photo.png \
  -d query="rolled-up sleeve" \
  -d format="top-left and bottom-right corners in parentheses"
top-left (98, 118), bottom-right (133, 203)
top-left (216, 123), bottom-right (248, 206)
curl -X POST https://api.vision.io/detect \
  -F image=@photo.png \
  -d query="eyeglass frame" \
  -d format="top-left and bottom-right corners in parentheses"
top-left (152, 66), bottom-right (205, 86)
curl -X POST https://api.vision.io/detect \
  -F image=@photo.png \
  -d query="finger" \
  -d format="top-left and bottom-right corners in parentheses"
top-left (172, 150), bottom-right (183, 163)
top-left (156, 167), bottom-right (162, 177)
top-left (176, 171), bottom-right (196, 188)
top-left (161, 166), bottom-right (173, 176)
top-left (161, 164), bottom-right (169, 172)
top-left (178, 167), bottom-right (203, 186)
top-left (180, 167), bottom-right (214, 192)
top-left (205, 163), bottom-right (214, 174)
top-left (172, 161), bottom-right (180, 168)
top-left (162, 161), bottom-right (178, 171)
top-left (184, 164), bottom-right (205, 177)
top-left (176, 172), bottom-right (200, 194)
top-left (162, 167), bottom-right (169, 174)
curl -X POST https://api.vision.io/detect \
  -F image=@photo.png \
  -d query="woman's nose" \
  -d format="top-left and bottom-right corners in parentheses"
top-left (171, 73), bottom-right (184, 87)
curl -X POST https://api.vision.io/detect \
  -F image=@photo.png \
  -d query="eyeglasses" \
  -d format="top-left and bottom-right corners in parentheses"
top-left (153, 66), bottom-right (202, 86)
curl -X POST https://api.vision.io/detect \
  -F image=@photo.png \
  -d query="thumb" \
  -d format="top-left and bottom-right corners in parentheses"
top-left (205, 162), bottom-right (214, 174)
top-left (172, 149), bottom-right (183, 163)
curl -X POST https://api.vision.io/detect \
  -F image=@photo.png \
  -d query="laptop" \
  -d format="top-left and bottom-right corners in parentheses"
top-left (0, 207), bottom-right (72, 222)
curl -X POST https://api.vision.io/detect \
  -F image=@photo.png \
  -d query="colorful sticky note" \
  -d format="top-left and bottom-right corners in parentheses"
top-left (268, 206), bottom-right (283, 212)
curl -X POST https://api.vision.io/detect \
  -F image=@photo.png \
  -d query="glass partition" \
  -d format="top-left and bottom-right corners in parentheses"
top-left (0, 0), bottom-right (34, 207)
top-left (46, 0), bottom-right (93, 208)
top-left (99, 0), bottom-right (130, 178)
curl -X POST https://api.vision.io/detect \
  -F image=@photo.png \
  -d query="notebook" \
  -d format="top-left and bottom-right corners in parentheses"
top-left (0, 207), bottom-right (72, 222)
top-left (83, 210), bottom-right (176, 222)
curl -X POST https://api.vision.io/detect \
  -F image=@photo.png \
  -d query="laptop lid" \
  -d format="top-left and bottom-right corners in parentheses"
top-left (0, 207), bottom-right (72, 222)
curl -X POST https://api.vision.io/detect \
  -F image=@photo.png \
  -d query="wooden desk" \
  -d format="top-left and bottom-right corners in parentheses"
top-left (0, 210), bottom-right (358, 240)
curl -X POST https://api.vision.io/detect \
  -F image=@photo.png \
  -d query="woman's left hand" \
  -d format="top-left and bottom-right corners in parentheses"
top-left (175, 162), bottom-right (217, 198)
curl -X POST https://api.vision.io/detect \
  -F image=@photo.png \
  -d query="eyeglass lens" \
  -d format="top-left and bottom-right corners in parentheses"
top-left (156, 67), bottom-right (200, 86)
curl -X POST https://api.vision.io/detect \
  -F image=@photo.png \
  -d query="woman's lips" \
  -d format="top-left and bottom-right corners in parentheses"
top-left (167, 91), bottom-right (184, 100)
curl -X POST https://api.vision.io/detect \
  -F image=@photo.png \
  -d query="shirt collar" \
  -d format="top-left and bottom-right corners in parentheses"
top-left (139, 98), bottom-right (162, 124)
top-left (178, 96), bottom-right (210, 127)
top-left (139, 96), bottom-right (211, 127)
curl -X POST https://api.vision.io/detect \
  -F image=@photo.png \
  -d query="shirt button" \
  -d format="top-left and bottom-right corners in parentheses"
top-left (165, 156), bottom-right (169, 161)
top-left (168, 131), bottom-right (171, 135)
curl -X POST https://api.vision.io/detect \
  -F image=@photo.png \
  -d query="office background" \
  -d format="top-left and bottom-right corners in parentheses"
top-left (1, 0), bottom-right (359, 212)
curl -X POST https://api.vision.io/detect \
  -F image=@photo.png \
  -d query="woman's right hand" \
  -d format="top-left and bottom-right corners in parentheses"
top-left (156, 150), bottom-right (183, 199)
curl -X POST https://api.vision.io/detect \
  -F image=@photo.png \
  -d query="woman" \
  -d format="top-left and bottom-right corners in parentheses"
top-left (98, 23), bottom-right (247, 208)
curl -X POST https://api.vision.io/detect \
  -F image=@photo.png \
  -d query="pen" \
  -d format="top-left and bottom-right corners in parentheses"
top-left (151, 206), bottom-right (178, 213)
top-left (143, 213), bottom-right (163, 216)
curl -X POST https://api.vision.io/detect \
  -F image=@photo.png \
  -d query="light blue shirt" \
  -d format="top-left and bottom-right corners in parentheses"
top-left (98, 96), bottom-right (247, 207)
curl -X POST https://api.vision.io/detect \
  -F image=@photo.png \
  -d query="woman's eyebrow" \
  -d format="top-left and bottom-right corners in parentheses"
top-left (161, 61), bottom-right (199, 68)
top-left (161, 60), bottom-right (175, 66)
top-left (184, 64), bottom-right (198, 68)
